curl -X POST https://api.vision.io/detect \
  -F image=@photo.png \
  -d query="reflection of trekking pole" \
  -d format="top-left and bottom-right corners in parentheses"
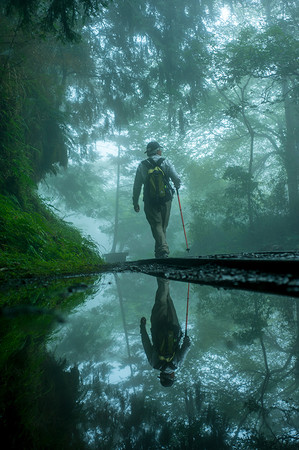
top-left (185, 282), bottom-right (190, 337)
top-left (176, 188), bottom-right (190, 252)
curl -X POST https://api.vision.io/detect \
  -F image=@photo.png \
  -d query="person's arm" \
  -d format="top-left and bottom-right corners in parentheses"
top-left (140, 317), bottom-right (154, 365)
top-left (132, 165), bottom-right (143, 211)
top-left (165, 160), bottom-right (181, 190)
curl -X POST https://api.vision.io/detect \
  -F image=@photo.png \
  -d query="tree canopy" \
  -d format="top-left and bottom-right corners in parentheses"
top-left (1, 0), bottom-right (299, 253)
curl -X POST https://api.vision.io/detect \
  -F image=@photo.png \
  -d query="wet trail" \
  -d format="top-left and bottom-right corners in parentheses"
top-left (1, 251), bottom-right (298, 299)
top-left (107, 251), bottom-right (299, 298)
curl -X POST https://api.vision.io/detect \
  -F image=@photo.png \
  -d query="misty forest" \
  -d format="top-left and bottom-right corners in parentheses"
top-left (1, 0), bottom-right (299, 449)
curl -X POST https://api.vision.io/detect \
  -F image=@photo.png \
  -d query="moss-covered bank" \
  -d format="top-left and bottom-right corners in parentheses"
top-left (0, 193), bottom-right (103, 282)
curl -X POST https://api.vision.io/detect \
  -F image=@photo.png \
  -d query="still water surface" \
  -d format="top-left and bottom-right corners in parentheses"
top-left (1, 272), bottom-right (298, 448)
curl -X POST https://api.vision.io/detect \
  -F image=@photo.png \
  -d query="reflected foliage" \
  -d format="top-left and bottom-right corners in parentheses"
top-left (0, 345), bottom-right (83, 449)
top-left (0, 278), bottom-right (98, 449)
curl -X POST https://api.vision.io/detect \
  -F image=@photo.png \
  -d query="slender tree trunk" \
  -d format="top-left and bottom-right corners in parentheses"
top-left (247, 129), bottom-right (254, 231)
top-left (114, 274), bottom-right (134, 379)
top-left (282, 79), bottom-right (299, 225)
top-left (111, 145), bottom-right (120, 253)
top-left (168, 93), bottom-right (173, 133)
top-left (241, 88), bottom-right (255, 231)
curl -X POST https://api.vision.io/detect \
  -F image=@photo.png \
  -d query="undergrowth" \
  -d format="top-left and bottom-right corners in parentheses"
top-left (0, 193), bottom-right (103, 281)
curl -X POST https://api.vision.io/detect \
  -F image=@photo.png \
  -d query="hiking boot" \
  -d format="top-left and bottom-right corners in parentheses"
top-left (160, 253), bottom-right (169, 258)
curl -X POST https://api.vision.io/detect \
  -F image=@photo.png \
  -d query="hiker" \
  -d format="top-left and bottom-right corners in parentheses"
top-left (140, 277), bottom-right (191, 387)
top-left (132, 141), bottom-right (181, 258)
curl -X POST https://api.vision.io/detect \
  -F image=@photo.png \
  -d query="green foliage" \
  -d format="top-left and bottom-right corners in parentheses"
top-left (212, 12), bottom-right (299, 224)
top-left (223, 166), bottom-right (258, 196)
top-left (222, 25), bottom-right (299, 83)
top-left (0, 31), bottom-right (69, 202)
top-left (3, 0), bottom-right (111, 41)
top-left (0, 78), bottom-right (34, 203)
top-left (180, 2), bottom-right (299, 254)
top-left (1, 0), bottom-right (298, 260)
top-left (0, 194), bottom-right (103, 280)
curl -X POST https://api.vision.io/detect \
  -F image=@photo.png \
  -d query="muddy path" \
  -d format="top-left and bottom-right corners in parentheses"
top-left (107, 251), bottom-right (299, 298)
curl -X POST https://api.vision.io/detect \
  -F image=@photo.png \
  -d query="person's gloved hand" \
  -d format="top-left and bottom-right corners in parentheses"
top-left (134, 204), bottom-right (140, 212)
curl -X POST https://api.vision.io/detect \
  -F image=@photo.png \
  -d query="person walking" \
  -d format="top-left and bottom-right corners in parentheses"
top-left (140, 277), bottom-right (191, 387)
top-left (132, 141), bottom-right (181, 258)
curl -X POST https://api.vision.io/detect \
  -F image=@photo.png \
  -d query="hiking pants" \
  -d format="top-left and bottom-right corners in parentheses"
top-left (150, 277), bottom-right (181, 349)
top-left (144, 199), bottom-right (171, 258)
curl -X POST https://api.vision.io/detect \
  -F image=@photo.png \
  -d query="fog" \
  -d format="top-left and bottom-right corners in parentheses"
top-left (35, 0), bottom-right (298, 259)
top-left (1, 0), bottom-right (299, 448)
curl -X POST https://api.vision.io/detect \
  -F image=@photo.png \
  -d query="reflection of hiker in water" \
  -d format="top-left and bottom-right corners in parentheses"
top-left (140, 277), bottom-right (191, 387)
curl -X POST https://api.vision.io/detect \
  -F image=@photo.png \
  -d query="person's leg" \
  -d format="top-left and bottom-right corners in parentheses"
top-left (161, 200), bottom-right (172, 236)
top-left (165, 295), bottom-right (181, 333)
top-left (151, 277), bottom-right (169, 320)
top-left (151, 278), bottom-right (182, 355)
top-left (151, 278), bottom-right (169, 345)
top-left (144, 203), bottom-right (169, 257)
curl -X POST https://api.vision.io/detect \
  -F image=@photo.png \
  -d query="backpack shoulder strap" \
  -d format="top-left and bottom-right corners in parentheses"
top-left (156, 157), bottom-right (165, 167)
top-left (142, 158), bottom-right (155, 169)
top-left (142, 157), bottom-right (165, 168)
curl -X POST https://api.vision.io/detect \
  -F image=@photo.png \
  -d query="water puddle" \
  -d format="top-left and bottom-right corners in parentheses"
top-left (1, 272), bottom-right (298, 448)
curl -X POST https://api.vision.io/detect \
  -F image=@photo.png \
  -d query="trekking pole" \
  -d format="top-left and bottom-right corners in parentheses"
top-left (176, 188), bottom-right (190, 252)
top-left (185, 282), bottom-right (190, 337)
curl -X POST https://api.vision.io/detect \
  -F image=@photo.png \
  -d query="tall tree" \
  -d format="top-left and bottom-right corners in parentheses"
top-left (215, 2), bottom-right (299, 225)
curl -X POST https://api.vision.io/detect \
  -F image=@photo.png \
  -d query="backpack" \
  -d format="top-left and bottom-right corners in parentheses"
top-left (142, 157), bottom-right (173, 205)
top-left (158, 329), bottom-right (177, 362)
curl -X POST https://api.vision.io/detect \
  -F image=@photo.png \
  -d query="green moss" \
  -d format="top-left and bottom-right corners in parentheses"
top-left (0, 193), bottom-right (104, 281)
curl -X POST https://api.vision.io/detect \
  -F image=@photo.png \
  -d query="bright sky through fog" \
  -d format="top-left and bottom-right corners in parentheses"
top-left (96, 140), bottom-right (118, 159)
top-left (220, 6), bottom-right (230, 22)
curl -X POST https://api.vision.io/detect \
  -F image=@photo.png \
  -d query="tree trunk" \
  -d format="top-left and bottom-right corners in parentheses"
top-left (282, 79), bottom-right (299, 225)
top-left (111, 145), bottom-right (120, 253)
top-left (114, 274), bottom-right (134, 378)
top-left (241, 89), bottom-right (255, 231)
top-left (247, 129), bottom-right (254, 231)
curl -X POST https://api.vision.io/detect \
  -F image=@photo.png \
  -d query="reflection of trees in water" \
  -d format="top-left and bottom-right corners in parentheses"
top-left (192, 289), bottom-right (299, 447)
top-left (75, 282), bottom-right (299, 448)
top-left (79, 377), bottom-right (298, 449)
top-left (1, 280), bottom-right (299, 448)
top-left (80, 378), bottom-right (230, 449)
top-left (0, 334), bottom-right (83, 449)
top-left (115, 273), bottom-right (134, 379)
